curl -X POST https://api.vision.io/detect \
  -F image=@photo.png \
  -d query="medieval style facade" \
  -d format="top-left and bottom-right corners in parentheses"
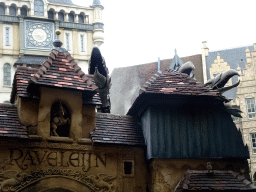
top-left (0, 0), bottom-right (104, 103)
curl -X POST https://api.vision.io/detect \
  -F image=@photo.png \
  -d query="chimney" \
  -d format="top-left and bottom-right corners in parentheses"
top-left (202, 41), bottom-right (209, 56)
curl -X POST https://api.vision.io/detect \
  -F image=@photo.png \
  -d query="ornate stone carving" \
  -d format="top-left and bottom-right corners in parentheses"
top-left (0, 168), bottom-right (117, 192)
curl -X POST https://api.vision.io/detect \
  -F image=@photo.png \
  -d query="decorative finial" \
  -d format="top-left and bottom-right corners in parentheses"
top-left (56, 29), bottom-right (61, 36)
top-left (53, 29), bottom-right (63, 48)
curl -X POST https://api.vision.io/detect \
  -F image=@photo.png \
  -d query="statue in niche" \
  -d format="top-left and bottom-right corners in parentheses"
top-left (51, 102), bottom-right (70, 137)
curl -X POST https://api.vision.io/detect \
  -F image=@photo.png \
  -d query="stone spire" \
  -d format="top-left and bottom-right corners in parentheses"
top-left (93, 0), bottom-right (101, 6)
top-left (92, 0), bottom-right (103, 8)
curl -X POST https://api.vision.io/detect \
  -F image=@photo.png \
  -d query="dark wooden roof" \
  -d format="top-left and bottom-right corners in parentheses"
top-left (91, 113), bottom-right (145, 146)
top-left (28, 50), bottom-right (97, 92)
top-left (0, 104), bottom-right (28, 138)
top-left (175, 170), bottom-right (256, 191)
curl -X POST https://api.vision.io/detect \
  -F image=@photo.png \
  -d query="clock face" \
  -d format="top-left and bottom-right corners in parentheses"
top-left (25, 21), bottom-right (54, 49)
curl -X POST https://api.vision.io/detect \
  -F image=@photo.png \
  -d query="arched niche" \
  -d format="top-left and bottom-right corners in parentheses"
top-left (50, 101), bottom-right (70, 137)
top-left (48, 8), bottom-right (54, 19)
top-left (58, 11), bottom-right (64, 21)
top-left (9, 4), bottom-right (17, 16)
top-left (0, 3), bottom-right (5, 15)
top-left (21, 5), bottom-right (28, 16)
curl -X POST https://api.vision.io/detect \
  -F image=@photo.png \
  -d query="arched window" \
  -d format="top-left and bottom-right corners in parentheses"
top-left (68, 13), bottom-right (74, 23)
top-left (51, 102), bottom-right (70, 137)
top-left (21, 6), bottom-right (27, 16)
top-left (3, 64), bottom-right (11, 86)
top-left (58, 12), bottom-right (64, 21)
top-left (0, 4), bottom-right (5, 15)
top-left (9, 5), bottom-right (16, 16)
top-left (78, 14), bottom-right (84, 24)
top-left (34, 0), bottom-right (44, 16)
top-left (48, 10), bottom-right (54, 19)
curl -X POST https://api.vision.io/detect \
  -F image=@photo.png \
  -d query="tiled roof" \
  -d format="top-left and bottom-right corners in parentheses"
top-left (11, 67), bottom-right (38, 102)
top-left (28, 50), bottom-right (98, 93)
top-left (140, 70), bottom-right (220, 97)
top-left (110, 54), bottom-right (203, 115)
top-left (0, 104), bottom-right (28, 138)
top-left (91, 113), bottom-right (145, 146)
top-left (206, 45), bottom-right (254, 99)
top-left (10, 66), bottom-right (101, 105)
top-left (175, 170), bottom-right (256, 191)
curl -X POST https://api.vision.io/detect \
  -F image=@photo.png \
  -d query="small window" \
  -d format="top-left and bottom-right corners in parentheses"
top-left (81, 35), bottom-right (84, 52)
top-left (3, 63), bottom-right (11, 86)
top-left (78, 14), bottom-right (84, 24)
top-left (123, 160), bottom-right (134, 176)
top-left (66, 33), bottom-right (69, 51)
top-left (58, 12), bottom-right (64, 21)
top-left (68, 13), bottom-right (74, 23)
top-left (48, 11), bottom-right (54, 19)
top-left (231, 115), bottom-right (240, 122)
top-left (21, 6), bottom-right (27, 16)
top-left (5, 28), bottom-right (10, 46)
top-left (9, 6), bottom-right (16, 16)
top-left (251, 133), bottom-right (256, 154)
top-left (246, 98), bottom-right (256, 119)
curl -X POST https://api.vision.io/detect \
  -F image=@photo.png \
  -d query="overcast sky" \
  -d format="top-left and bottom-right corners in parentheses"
top-left (73, 0), bottom-right (256, 73)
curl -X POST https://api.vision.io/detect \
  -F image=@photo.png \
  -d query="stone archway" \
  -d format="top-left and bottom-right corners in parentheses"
top-left (18, 176), bottom-right (95, 192)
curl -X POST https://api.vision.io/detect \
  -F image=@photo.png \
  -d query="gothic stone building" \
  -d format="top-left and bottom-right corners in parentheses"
top-left (0, 0), bottom-right (104, 103)
top-left (0, 40), bottom-right (254, 191)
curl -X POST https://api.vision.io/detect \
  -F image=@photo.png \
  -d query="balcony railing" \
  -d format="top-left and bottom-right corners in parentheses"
top-left (59, 22), bottom-right (94, 31)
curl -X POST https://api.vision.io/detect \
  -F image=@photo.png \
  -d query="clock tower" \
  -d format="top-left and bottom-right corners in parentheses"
top-left (0, 0), bottom-right (104, 103)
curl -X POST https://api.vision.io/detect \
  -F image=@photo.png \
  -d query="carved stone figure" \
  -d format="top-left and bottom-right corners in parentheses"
top-left (204, 69), bottom-right (240, 94)
top-left (51, 102), bottom-right (70, 137)
top-left (89, 46), bottom-right (111, 113)
top-left (0, 171), bottom-right (27, 192)
top-left (88, 173), bottom-right (117, 191)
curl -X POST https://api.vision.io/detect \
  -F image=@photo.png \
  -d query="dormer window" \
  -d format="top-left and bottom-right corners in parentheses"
top-left (51, 102), bottom-right (70, 137)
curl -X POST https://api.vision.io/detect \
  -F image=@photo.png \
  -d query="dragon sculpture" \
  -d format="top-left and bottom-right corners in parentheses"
top-left (89, 46), bottom-right (111, 113)
top-left (204, 69), bottom-right (242, 118)
top-left (177, 63), bottom-right (242, 118)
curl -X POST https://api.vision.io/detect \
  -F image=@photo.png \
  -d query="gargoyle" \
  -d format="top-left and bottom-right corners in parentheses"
top-left (204, 69), bottom-right (240, 95)
top-left (89, 46), bottom-right (111, 113)
top-left (177, 61), bottom-right (195, 77)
